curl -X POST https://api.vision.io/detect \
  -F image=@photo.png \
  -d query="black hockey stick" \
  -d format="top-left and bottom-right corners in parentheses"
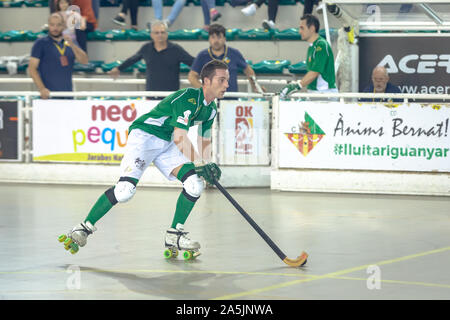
top-left (213, 179), bottom-right (308, 267)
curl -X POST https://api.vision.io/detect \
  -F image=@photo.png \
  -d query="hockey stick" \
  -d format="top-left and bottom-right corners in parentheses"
top-left (213, 179), bottom-right (308, 267)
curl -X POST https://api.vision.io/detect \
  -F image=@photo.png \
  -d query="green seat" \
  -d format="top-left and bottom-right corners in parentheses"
top-left (73, 62), bottom-right (97, 73)
top-left (0, 30), bottom-right (32, 42)
top-left (0, 1), bottom-right (24, 7)
top-left (23, 0), bottom-right (48, 7)
top-left (135, 61), bottom-right (146, 73)
top-left (88, 29), bottom-right (128, 41)
top-left (26, 31), bottom-right (47, 41)
top-left (168, 29), bottom-right (202, 40)
top-left (252, 59), bottom-right (290, 73)
top-left (288, 61), bottom-right (307, 74)
top-left (274, 28), bottom-right (301, 40)
top-left (101, 60), bottom-right (136, 73)
top-left (237, 28), bottom-right (273, 40)
top-left (180, 62), bottom-right (190, 73)
top-left (127, 29), bottom-right (150, 40)
top-left (318, 28), bottom-right (338, 40)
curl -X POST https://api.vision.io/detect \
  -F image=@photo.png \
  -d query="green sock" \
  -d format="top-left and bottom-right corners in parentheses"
top-left (171, 192), bottom-right (196, 228)
top-left (84, 193), bottom-right (114, 226)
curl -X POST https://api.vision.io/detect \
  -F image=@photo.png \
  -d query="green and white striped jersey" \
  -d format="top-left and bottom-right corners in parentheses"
top-left (129, 87), bottom-right (217, 141)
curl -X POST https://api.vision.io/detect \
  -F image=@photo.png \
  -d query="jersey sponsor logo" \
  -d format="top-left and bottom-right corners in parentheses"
top-left (378, 54), bottom-right (450, 74)
top-left (177, 110), bottom-right (191, 126)
top-left (285, 112), bottom-right (325, 156)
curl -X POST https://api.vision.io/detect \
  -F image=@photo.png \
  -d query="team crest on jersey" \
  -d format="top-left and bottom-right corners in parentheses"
top-left (188, 98), bottom-right (196, 105)
top-left (177, 110), bottom-right (191, 126)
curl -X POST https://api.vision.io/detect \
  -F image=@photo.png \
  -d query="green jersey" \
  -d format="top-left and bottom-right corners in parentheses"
top-left (129, 87), bottom-right (217, 141)
top-left (306, 36), bottom-right (336, 91)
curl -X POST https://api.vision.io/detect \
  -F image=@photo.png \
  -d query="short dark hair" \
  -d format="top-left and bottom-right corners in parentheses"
top-left (200, 60), bottom-right (228, 83)
top-left (208, 24), bottom-right (226, 37)
top-left (301, 14), bottom-right (320, 33)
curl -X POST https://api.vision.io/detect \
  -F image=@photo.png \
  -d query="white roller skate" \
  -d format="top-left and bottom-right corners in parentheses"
top-left (58, 221), bottom-right (97, 254)
top-left (164, 223), bottom-right (201, 260)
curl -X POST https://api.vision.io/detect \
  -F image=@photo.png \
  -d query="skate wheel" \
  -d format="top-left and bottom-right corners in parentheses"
top-left (183, 251), bottom-right (193, 260)
top-left (58, 234), bottom-right (67, 242)
top-left (164, 249), bottom-right (173, 259)
top-left (69, 243), bottom-right (79, 254)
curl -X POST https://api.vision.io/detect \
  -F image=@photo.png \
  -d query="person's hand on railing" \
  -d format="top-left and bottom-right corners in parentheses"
top-left (39, 88), bottom-right (50, 99)
top-left (107, 67), bottom-right (120, 80)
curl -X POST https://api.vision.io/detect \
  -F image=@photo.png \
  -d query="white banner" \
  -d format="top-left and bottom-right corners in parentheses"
top-left (32, 99), bottom-right (158, 163)
top-left (278, 101), bottom-right (450, 172)
top-left (219, 100), bottom-right (270, 165)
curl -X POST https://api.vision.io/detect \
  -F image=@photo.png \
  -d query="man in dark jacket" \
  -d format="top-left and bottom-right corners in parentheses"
top-left (108, 21), bottom-right (194, 92)
top-left (360, 66), bottom-right (402, 102)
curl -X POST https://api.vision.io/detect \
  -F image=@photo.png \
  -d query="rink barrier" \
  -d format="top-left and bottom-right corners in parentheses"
top-left (0, 89), bottom-right (449, 195)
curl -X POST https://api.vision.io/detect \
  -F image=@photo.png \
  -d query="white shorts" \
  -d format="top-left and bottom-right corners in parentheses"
top-left (120, 129), bottom-right (190, 181)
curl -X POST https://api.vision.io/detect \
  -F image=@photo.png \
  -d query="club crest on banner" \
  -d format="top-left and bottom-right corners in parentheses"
top-left (285, 112), bottom-right (325, 156)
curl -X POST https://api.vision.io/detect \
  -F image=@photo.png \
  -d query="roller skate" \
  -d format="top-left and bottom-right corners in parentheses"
top-left (58, 221), bottom-right (96, 254)
top-left (163, 223), bottom-right (201, 261)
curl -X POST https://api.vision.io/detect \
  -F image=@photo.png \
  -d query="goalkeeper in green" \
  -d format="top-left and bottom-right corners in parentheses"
top-left (59, 60), bottom-right (229, 256)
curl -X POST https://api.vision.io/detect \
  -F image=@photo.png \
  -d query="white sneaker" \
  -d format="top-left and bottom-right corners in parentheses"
top-left (262, 19), bottom-right (276, 30)
top-left (165, 223), bottom-right (200, 251)
top-left (68, 221), bottom-right (97, 247)
top-left (241, 3), bottom-right (257, 16)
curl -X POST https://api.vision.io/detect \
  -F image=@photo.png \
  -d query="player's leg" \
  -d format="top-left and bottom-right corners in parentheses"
top-left (59, 129), bottom-right (162, 254)
top-left (153, 145), bottom-right (204, 257)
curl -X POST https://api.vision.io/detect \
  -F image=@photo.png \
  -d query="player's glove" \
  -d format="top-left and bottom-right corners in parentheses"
top-left (279, 80), bottom-right (302, 99)
top-left (195, 162), bottom-right (222, 185)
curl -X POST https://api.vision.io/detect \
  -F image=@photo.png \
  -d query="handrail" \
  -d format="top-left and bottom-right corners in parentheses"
top-left (1, 90), bottom-right (449, 101)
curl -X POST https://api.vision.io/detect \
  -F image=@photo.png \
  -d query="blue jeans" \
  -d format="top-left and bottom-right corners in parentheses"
top-left (201, 0), bottom-right (215, 25)
top-left (152, 0), bottom-right (186, 24)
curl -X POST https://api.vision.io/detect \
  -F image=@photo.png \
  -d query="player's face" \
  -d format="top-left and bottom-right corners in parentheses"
top-left (205, 68), bottom-right (229, 99)
top-left (209, 33), bottom-right (226, 51)
top-left (299, 20), bottom-right (314, 41)
top-left (150, 24), bottom-right (168, 44)
top-left (48, 16), bottom-right (65, 38)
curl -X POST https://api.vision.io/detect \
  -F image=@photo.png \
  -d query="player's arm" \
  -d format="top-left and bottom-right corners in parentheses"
top-left (243, 65), bottom-right (265, 94)
top-left (28, 57), bottom-right (50, 99)
top-left (173, 127), bottom-right (201, 162)
top-left (188, 70), bottom-right (202, 88)
top-left (299, 71), bottom-right (320, 87)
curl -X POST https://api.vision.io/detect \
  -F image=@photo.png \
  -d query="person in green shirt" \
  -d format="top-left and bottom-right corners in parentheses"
top-left (280, 14), bottom-right (338, 99)
top-left (58, 60), bottom-right (229, 260)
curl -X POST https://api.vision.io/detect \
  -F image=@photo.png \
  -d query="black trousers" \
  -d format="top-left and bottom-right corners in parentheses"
top-left (121, 0), bottom-right (140, 26)
top-left (255, 0), bottom-right (279, 22)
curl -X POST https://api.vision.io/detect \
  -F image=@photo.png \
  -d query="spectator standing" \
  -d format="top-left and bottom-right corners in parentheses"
top-left (28, 13), bottom-right (89, 99)
top-left (112, 0), bottom-right (139, 30)
top-left (241, 0), bottom-right (279, 30)
top-left (200, 0), bottom-right (221, 30)
top-left (72, 0), bottom-right (97, 52)
top-left (280, 14), bottom-right (337, 99)
top-left (108, 21), bottom-right (194, 92)
top-left (302, 0), bottom-right (320, 15)
top-left (360, 66), bottom-right (401, 102)
top-left (188, 24), bottom-right (264, 93)
top-left (55, 0), bottom-right (83, 46)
